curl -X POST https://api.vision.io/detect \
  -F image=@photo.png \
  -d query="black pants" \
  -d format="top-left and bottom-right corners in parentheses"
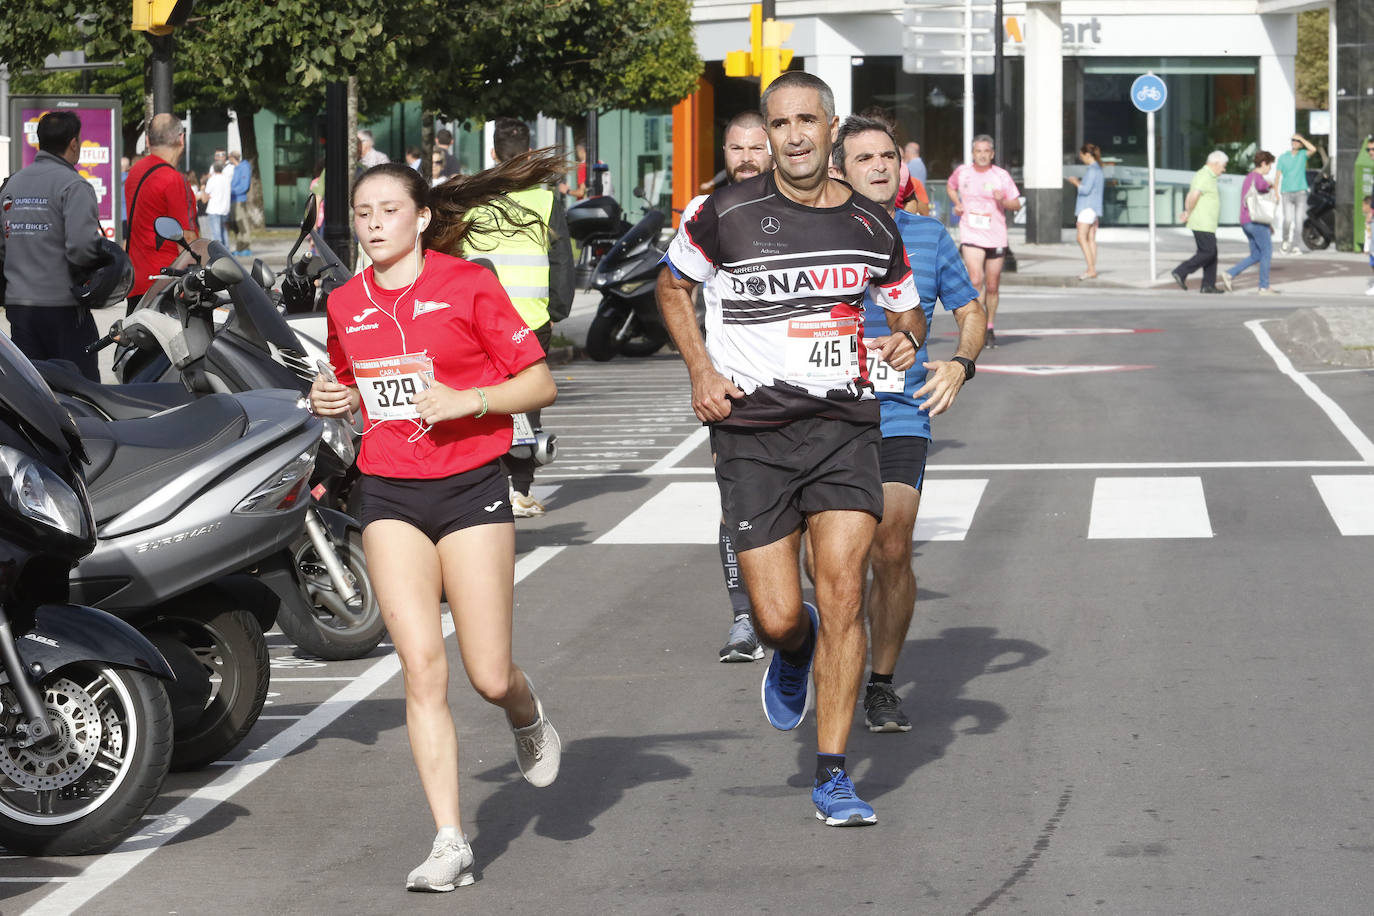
top-left (6, 305), bottom-right (100, 381)
top-left (500, 321), bottom-right (552, 495)
top-left (1176, 231), bottom-right (1218, 289)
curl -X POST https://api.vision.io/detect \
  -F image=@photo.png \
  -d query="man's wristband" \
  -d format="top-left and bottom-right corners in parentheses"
top-left (952, 356), bottom-right (976, 380)
top-left (899, 329), bottom-right (921, 352)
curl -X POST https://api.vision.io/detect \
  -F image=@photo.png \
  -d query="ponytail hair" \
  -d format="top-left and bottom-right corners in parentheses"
top-left (350, 148), bottom-right (570, 256)
top-left (1079, 143), bottom-right (1102, 164)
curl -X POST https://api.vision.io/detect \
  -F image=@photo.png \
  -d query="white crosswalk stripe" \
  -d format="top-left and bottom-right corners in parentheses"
top-left (1312, 475), bottom-right (1374, 535)
top-left (1087, 477), bottom-right (1213, 539)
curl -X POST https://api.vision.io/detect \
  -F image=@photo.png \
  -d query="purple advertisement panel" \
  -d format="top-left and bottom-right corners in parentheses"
top-left (16, 100), bottom-right (120, 241)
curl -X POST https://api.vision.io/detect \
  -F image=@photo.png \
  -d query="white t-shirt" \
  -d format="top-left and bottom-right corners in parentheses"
top-left (204, 170), bottom-right (232, 217)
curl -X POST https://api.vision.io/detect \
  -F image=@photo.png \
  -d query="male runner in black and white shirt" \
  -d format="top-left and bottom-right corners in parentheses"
top-left (657, 71), bottom-right (925, 827)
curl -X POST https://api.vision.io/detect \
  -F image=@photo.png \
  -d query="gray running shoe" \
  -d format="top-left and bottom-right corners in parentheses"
top-left (720, 614), bottom-right (764, 662)
top-left (406, 833), bottom-right (474, 892)
top-left (512, 682), bottom-right (561, 787)
top-left (863, 683), bottom-right (913, 733)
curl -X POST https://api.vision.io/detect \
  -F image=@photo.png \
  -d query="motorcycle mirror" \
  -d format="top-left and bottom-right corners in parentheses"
top-left (209, 257), bottom-right (245, 286)
top-left (287, 195), bottom-right (319, 265)
top-left (153, 216), bottom-right (184, 250)
top-left (250, 259), bottom-right (276, 289)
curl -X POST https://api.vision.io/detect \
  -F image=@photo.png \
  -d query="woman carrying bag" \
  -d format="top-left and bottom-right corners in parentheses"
top-left (1223, 150), bottom-right (1278, 294)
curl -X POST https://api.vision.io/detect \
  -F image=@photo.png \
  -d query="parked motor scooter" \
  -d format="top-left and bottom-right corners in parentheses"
top-left (1302, 173), bottom-right (1335, 251)
top-left (583, 187), bottom-right (702, 362)
top-left (567, 182), bottom-right (632, 290)
top-left (0, 332), bottom-right (176, 856)
top-left (42, 220), bottom-right (382, 662)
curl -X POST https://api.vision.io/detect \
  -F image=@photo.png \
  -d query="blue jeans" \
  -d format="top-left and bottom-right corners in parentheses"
top-left (1230, 222), bottom-right (1272, 289)
top-left (205, 213), bottom-right (229, 247)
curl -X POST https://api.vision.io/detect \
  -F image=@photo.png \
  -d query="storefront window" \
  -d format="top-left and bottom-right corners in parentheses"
top-left (597, 108), bottom-right (673, 215)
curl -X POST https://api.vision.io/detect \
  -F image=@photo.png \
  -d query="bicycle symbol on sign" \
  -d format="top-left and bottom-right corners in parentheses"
top-left (1135, 84), bottom-right (1162, 104)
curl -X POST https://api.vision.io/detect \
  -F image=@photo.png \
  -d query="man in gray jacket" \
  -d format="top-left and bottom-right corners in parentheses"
top-left (0, 110), bottom-right (105, 379)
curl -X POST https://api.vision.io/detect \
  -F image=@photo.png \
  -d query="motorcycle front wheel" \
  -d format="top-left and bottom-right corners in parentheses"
top-left (148, 607), bottom-right (269, 771)
top-left (281, 531), bottom-right (384, 661)
top-left (1301, 222), bottom-right (1331, 250)
top-left (584, 311), bottom-right (623, 362)
top-left (0, 664), bottom-right (172, 856)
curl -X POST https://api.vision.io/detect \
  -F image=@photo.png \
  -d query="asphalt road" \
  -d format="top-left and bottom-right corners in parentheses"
top-left (5, 286), bottom-right (1374, 915)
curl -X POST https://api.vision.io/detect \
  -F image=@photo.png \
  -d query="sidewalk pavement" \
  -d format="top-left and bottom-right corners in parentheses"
top-left (1000, 225), bottom-right (1373, 298)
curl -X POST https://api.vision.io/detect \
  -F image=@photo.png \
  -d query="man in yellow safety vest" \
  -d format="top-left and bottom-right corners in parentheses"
top-left (464, 117), bottom-right (574, 517)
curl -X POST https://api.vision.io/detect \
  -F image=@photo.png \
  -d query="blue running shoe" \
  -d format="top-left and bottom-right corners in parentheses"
top-left (760, 601), bottom-right (817, 730)
top-left (813, 768), bottom-right (877, 827)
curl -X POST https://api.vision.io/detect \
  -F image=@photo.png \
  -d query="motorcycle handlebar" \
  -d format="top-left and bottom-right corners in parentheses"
top-left (86, 327), bottom-right (122, 354)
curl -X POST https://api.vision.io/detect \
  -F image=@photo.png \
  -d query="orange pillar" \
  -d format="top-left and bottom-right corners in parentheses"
top-left (672, 78), bottom-right (715, 226)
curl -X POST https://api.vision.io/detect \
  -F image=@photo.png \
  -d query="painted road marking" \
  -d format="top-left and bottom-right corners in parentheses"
top-left (1247, 319), bottom-right (1374, 463)
top-left (999, 328), bottom-right (1161, 336)
top-left (978, 364), bottom-right (1154, 376)
top-left (1088, 477), bottom-right (1213, 539)
top-left (21, 546), bottom-right (568, 916)
top-left (1312, 475), bottom-right (1374, 535)
top-left (596, 482), bottom-right (718, 544)
top-left (913, 479), bottom-right (988, 541)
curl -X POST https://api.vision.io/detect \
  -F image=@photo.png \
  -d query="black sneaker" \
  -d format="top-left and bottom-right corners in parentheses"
top-left (1199, 285), bottom-right (1225, 294)
top-left (863, 683), bottom-right (912, 732)
top-left (985, 328), bottom-right (997, 348)
top-left (1171, 269), bottom-right (1187, 290)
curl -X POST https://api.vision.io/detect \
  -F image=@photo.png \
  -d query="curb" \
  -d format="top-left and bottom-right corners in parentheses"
top-left (1001, 274), bottom-right (1140, 290)
top-left (546, 345), bottom-right (580, 366)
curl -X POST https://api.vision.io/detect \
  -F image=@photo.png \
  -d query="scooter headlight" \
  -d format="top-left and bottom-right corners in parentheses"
top-left (234, 448), bottom-right (318, 516)
top-left (0, 446), bottom-right (89, 538)
top-left (320, 416), bottom-right (357, 467)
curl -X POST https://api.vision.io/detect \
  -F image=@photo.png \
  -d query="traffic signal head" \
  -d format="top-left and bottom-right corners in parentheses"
top-left (132, 0), bottom-right (195, 35)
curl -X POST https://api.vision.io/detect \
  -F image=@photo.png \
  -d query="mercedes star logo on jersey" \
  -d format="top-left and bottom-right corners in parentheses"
top-left (760, 216), bottom-right (780, 235)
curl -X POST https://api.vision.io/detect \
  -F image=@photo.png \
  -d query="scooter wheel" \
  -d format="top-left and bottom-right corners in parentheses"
top-left (281, 531), bottom-right (384, 661)
top-left (584, 313), bottom-right (621, 362)
top-left (149, 606), bottom-right (269, 771)
top-left (1301, 223), bottom-right (1330, 251)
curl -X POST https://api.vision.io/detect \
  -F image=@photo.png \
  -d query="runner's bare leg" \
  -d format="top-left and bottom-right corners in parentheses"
top-left (807, 509), bottom-right (877, 754)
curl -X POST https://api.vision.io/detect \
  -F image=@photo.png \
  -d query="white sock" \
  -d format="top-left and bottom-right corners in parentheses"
top-left (436, 826), bottom-right (462, 843)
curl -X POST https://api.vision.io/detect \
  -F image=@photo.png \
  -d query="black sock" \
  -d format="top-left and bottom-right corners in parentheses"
top-left (816, 754), bottom-right (845, 783)
top-left (718, 523), bottom-right (752, 620)
top-left (779, 612), bottom-right (815, 667)
top-left (869, 672), bottom-right (894, 687)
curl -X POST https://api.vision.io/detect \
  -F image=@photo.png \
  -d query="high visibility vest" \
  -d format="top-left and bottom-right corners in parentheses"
top-left (463, 186), bottom-right (554, 330)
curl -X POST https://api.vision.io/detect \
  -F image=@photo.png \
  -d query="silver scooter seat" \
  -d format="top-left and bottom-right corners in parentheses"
top-left (36, 359), bottom-right (195, 421)
top-left (75, 394), bottom-right (249, 524)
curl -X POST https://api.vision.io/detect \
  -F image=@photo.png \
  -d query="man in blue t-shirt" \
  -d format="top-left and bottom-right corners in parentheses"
top-left (832, 115), bottom-right (986, 732)
top-left (228, 150), bottom-right (253, 256)
top-left (1275, 133), bottom-right (1317, 255)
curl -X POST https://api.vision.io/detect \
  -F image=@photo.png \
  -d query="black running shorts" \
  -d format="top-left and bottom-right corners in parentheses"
top-left (358, 461), bottom-right (513, 542)
top-left (880, 436), bottom-right (929, 491)
top-left (960, 243), bottom-right (1008, 259)
top-left (711, 416), bottom-right (883, 553)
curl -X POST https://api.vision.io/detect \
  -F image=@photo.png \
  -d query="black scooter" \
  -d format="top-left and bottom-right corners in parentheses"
top-left (0, 332), bottom-right (176, 856)
top-left (582, 187), bottom-right (702, 362)
top-left (1302, 173), bottom-right (1335, 251)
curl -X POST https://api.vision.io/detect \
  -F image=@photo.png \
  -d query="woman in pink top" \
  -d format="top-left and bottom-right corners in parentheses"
top-left (948, 135), bottom-right (1021, 346)
top-left (1222, 150), bottom-right (1277, 294)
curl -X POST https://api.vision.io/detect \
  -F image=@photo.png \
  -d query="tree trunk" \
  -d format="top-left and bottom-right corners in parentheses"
top-left (421, 110), bottom-right (436, 182)
top-left (347, 76), bottom-right (359, 263)
top-left (236, 105), bottom-right (265, 230)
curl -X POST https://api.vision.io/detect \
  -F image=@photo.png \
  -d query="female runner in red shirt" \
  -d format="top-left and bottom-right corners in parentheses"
top-left (310, 153), bottom-right (563, 893)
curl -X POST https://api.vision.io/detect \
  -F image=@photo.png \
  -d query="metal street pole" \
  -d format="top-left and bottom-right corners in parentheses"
top-left (963, 0), bottom-right (973, 158)
top-left (323, 81), bottom-right (352, 270)
top-left (993, 0), bottom-right (1004, 156)
top-left (148, 33), bottom-right (173, 115)
top-left (1148, 109), bottom-right (1157, 282)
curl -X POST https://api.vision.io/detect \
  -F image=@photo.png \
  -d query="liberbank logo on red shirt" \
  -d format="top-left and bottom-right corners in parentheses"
top-left (728, 265), bottom-right (872, 298)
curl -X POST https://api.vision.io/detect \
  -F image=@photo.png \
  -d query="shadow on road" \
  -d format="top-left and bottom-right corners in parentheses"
top-left (790, 626), bottom-right (1049, 800)
top-left (468, 730), bottom-right (740, 872)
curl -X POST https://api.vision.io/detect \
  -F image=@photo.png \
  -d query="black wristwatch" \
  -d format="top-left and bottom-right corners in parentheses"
top-left (952, 356), bottom-right (976, 380)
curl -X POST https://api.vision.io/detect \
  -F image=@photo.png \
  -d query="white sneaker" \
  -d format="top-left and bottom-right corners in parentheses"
top-left (510, 487), bottom-right (546, 518)
top-left (1364, 284), bottom-right (1374, 296)
top-left (512, 681), bottom-right (561, 787)
top-left (406, 833), bottom-right (474, 892)
top-left (1221, 272), bottom-right (1233, 293)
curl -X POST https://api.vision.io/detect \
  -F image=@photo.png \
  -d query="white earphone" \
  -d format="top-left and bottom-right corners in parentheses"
top-left (417, 217), bottom-right (428, 231)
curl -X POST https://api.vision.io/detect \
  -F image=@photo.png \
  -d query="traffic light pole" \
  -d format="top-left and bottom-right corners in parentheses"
top-left (323, 81), bottom-right (352, 270)
top-left (148, 33), bottom-right (173, 115)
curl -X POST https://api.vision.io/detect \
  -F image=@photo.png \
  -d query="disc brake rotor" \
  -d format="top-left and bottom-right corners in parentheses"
top-left (0, 677), bottom-right (104, 791)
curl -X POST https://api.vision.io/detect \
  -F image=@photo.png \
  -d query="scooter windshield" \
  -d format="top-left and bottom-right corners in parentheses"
top-left (210, 241), bottom-right (304, 353)
top-left (0, 332), bottom-right (86, 460)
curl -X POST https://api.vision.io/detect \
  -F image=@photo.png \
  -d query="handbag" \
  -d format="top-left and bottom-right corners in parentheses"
top-left (1246, 179), bottom-right (1277, 225)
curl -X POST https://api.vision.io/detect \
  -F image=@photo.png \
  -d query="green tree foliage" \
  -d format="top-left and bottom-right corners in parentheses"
top-left (423, 0), bottom-right (701, 120)
top-left (1295, 8), bottom-right (1328, 110)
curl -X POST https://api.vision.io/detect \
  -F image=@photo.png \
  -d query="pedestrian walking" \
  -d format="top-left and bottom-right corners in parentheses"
top-left (228, 150), bottom-right (253, 255)
top-left (1362, 195), bottom-right (1373, 296)
top-left (657, 71), bottom-right (925, 827)
top-left (1222, 150), bottom-right (1278, 294)
top-left (203, 162), bottom-right (231, 247)
top-left (1066, 143), bottom-right (1104, 279)
top-left (125, 113), bottom-right (199, 314)
top-left (357, 130), bottom-right (391, 174)
top-left (0, 110), bottom-right (111, 380)
top-left (462, 117), bottom-right (574, 518)
top-left (831, 114), bottom-right (985, 733)
top-left (1172, 150), bottom-right (1227, 294)
top-left (308, 152), bottom-right (566, 892)
top-left (904, 140), bottom-right (927, 186)
top-left (947, 134), bottom-right (1020, 346)
top-left (1276, 133), bottom-right (1318, 254)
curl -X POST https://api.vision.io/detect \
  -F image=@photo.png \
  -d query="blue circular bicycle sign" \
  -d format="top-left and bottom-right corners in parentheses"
top-left (1131, 74), bottom-right (1167, 113)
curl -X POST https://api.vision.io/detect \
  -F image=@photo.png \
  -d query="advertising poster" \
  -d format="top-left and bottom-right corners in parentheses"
top-left (10, 96), bottom-right (122, 242)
